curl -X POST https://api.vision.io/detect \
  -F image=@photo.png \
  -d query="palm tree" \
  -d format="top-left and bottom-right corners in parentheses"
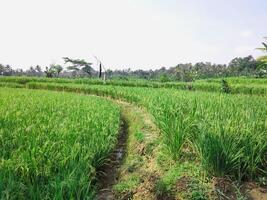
top-left (255, 37), bottom-right (267, 77)
top-left (256, 37), bottom-right (267, 63)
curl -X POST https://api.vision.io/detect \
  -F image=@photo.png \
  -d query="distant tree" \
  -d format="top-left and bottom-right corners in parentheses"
top-left (159, 73), bottom-right (170, 82)
top-left (27, 66), bottom-right (36, 76)
top-left (35, 66), bottom-right (41, 73)
top-left (255, 61), bottom-right (267, 77)
top-left (32, 65), bottom-right (43, 76)
top-left (44, 67), bottom-right (52, 78)
top-left (256, 37), bottom-right (267, 62)
top-left (0, 64), bottom-right (5, 75)
top-left (51, 64), bottom-right (63, 77)
top-left (257, 37), bottom-right (267, 55)
top-left (0, 63), bottom-right (13, 76)
top-left (105, 69), bottom-right (113, 78)
top-left (63, 57), bottom-right (93, 76)
top-left (228, 56), bottom-right (257, 76)
top-left (66, 65), bottom-right (80, 76)
top-left (15, 68), bottom-right (24, 76)
top-left (44, 65), bottom-right (57, 78)
top-left (174, 63), bottom-right (195, 81)
top-left (82, 65), bottom-right (92, 76)
top-left (255, 37), bottom-right (267, 77)
top-left (35, 65), bottom-right (42, 73)
top-left (5, 65), bottom-right (12, 73)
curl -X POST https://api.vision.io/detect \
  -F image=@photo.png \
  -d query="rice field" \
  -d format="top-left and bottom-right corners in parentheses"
top-left (9, 81), bottom-right (267, 180)
top-left (0, 88), bottom-right (120, 199)
top-left (1, 76), bottom-right (266, 96)
top-left (0, 78), bottom-right (266, 199)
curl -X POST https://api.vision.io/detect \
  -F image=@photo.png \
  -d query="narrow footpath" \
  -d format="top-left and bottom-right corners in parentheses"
top-left (97, 100), bottom-right (164, 200)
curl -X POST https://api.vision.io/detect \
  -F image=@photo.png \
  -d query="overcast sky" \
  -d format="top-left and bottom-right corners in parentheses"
top-left (0, 0), bottom-right (266, 70)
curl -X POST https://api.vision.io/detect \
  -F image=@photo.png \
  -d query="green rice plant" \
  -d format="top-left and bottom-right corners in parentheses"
top-left (79, 84), bottom-right (267, 180)
top-left (194, 95), bottom-right (267, 180)
top-left (147, 96), bottom-right (195, 160)
top-left (221, 79), bottom-right (231, 93)
top-left (1, 76), bottom-right (266, 96)
top-left (0, 81), bottom-right (24, 88)
top-left (199, 77), bottom-right (267, 85)
top-left (1, 80), bottom-right (266, 181)
top-left (0, 88), bottom-right (120, 199)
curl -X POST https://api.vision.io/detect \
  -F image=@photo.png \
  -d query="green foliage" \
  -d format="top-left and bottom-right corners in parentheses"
top-left (52, 64), bottom-right (63, 76)
top-left (256, 37), bottom-right (267, 53)
top-left (0, 88), bottom-right (120, 199)
top-left (1, 76), bottom-right (266, 95)
top-left (63, 57), bottom-right (93, 76)
top-left (159, 73), bottom-right (170, 82)
top-left (221, 79), bottom-right (231, 93)
top-left (255, 37), bottom-right (267, 77)
top-left (1, 77), bottom-right (267, 183)
top-left (14, 81), bottom-right (266, 180)
top-left (134, 131), bottom-right (145, 143)
top-left (155, 163), bottom-right (209, 199)
top-left (228, 56), bottom-right (257, 75)
top-left (44, 66), bottom-right (55, 78)
top-left (113, 175), bottom-right (140, 193)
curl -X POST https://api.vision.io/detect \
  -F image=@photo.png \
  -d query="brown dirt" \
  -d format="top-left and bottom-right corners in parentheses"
top-left (97, 117), bottom-right (128, 200)
top-left (211, 177), bottom-right (237, 199)
top-left (96, 99), bottom-right (163, 200)
top-left (134, 173), bottom-right (160, 200)
top-left (244, 182), bottom-right (267, 200)
top-left (175, 176), bottom-right (191, 193)
top-left (211, 177), bottom-right (267, 200)
top-left (116, 101), bottom-right (163, 200)
top-left (247, 188), bottom-right (267, 200)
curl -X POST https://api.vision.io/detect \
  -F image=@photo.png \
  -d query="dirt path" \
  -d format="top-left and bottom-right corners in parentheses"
top-left (96, 100), bottom-right (162, 200)
top-left (94, 97), bottom-right (267, 200)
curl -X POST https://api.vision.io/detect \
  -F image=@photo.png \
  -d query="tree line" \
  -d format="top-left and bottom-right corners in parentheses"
top-left (106, 55), bottom-right (265, 81)
top-left (1, 38), bottom-right (266, 81)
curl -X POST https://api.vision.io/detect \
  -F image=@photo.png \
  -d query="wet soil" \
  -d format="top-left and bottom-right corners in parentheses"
top-left (97, 117), bottom-right (128, 200)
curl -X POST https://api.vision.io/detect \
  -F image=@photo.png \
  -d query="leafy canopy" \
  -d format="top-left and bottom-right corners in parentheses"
top-left (63, 57), bottom-right (93, 75)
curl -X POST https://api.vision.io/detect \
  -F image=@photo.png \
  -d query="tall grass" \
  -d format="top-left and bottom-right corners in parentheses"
top-left (1, 81), bottom-right (266, 181)
top-left (199, 77), bottom-right (267, 85)
top-left (0, 88), bottom-right (120, 199)
top-left (193, 96), bottom-right (267, 180)
top-left (11, 82), bottom-right (267, 180)
top-left (1, 76), bottom-right (266, 95)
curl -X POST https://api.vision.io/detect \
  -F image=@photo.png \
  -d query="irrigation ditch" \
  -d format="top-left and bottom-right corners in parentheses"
top-left (97, 115), bottom-right (128, 200)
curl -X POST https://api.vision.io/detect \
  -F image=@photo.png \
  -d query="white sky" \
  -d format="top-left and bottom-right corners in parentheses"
top-left (0, 0), bottom-right (266, 70)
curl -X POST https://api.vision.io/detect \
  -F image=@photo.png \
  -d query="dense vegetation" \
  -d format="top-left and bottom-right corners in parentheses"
top-left (0, 88), bottom-right (120, 199)
top-left (1, 79), bottom-right (266, 182)
top-left (0, 76), bottom-right (266, 96)
top-left (0, 75), bottom-right (266, 199)
top-left (1, 55), bottom-right (266, 80)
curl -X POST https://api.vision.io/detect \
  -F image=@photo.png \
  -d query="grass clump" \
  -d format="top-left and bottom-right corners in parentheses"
top-left (134, 130), bottom-right (145, 143)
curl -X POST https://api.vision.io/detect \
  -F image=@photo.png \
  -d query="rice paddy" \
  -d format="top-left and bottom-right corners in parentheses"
top-left (0, 88), bottom-right (120, 199)
top-left (0, 77), bottom-right (266, 199)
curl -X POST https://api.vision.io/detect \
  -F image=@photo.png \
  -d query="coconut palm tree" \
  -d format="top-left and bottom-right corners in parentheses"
top-left (256, 37), bottom-right (267, 63)
top-left (255, 37), bottom-right (267, 77)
